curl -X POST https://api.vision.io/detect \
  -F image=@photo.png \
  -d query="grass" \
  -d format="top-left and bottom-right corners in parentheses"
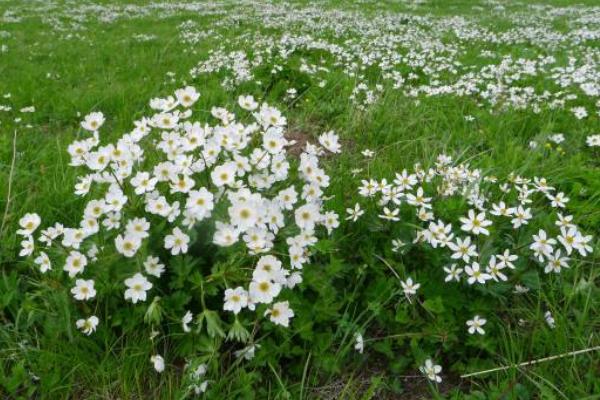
top-left (1, 0), bottom-right (599, 398)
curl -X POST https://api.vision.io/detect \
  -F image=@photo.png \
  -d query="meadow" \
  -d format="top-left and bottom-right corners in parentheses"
top-left (0, 0), bottom-right (599, 399)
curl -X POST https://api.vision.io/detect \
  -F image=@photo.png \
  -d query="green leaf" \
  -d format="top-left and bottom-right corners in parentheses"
top-left (227, 318), bottom-right (250, 343)
top-left (422, 296), bottom-right (445, 314)
top-left (198, 310), bottom-right (225, 338)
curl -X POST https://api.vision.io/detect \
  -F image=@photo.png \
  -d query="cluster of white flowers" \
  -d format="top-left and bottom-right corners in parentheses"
top-left (351, 154), bottom-right (594, 334)
top-left (17, 86), bottom-right (340, 339)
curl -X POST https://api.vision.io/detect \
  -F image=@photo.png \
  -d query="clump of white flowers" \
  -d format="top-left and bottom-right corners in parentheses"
top-left (350, 153), bottom-right (594, 342)
top-left (17, 86), bottom-right (340, 362)
top-left (340, 151), bottom-right (596, 381)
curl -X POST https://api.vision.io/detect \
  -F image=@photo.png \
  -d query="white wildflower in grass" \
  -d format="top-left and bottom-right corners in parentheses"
top-left (76, 316), bottom-right (99, 336)
top-left (182, 311), bottom-right (193, 333)
top-left (530, 229), bottom-right (556, 261)
top-left (443, 264), bottom-right (463, 282)
top-left (265, 301), bottom-right (294, 327)
top-left (174, 86), bottom-right (200, 107)
top-left (391, 238), bottom-right (405, 253)
top-left (223, 287), bottom-right (249, 314)
top-left (124, 273), bottom-right (152, 304)
top-left (235, 344), bottom-right (260, 360)
top-left (448, 236), bottom-right (477, 263)
top-left (143, 256), bottom-right (165, 277)
top-left (460, 210), bottom-right (492, 236)
top-left (354, 333), bottom-right (364, 354)
top-left (466, 315), bottom-right (487, 335)
top-left (420, 359), bottom-right (442, 383)
top-left (544, 250), bottom-right (569, 274)
top-left (318, 130), bottom-right (341, 154)
top-left (346, 203), bottom-right (364, 221)
top-left (379, 207), bottom-right (400, 221)
top-left (249, 278), bottom-right (280, 304)
top-left (465, 262), bottom-right (492, 285)
top-left (150, 355), bottom-right (165, 373)
top-left (361, 149), bottom-right (375, 158)
top-left (34, 251), bottom-right (52, 273)
top-left (17, 213), bottom-right (41, 236)
top-left (63, 251), bottom-right (87, 278)
top-left (238, 95), bottom-right (258, 111)
top-left (71, 279), bottom-right (96, 301)
top-left (571, 106), bottom-right (587, 119)
top-left (544, 311), bottom-right (556, 329)
top-left (586, 134), bottom-right (600, 147)
top-left (164, 227), bottom-right (190, 255)
top-left (81, 112), bottom-right (105, 132)
top-left (19, 236), bottom-right (34, 257)
top-left (401, 277), bottom-right (420, 297)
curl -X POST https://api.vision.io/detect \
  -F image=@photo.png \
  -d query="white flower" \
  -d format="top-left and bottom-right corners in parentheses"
top-left (124, 273), bottom-right (152, 304)
top-left (486, 255), bottom-right (507, 282)
top-left (572, 231), bottom-right (593, 257)
top-left (182, 311), bottom-right (193, 333)
top-left (490, 201), bottom-right (513, 217)
top-left (406, 187), bottom-right (431, 209)
top-left (466, 315), bottom-right (487, 335)
top-left (586, 134), bottom-right (600, 147)
top-left (249, 278), bottom-right (281, 304)
top-left (547, 192), bottom-right (569, 208)
top-left (71, 279), bottom-right (96, 301)
top-left (19, 236), bottom-right (34, 257)
top-left (76, 316), bottom-right (99, 335)
top-left (361, 149), bottom-right (375, 158)
top-left (443, 264), bottom-right (463, 282)
top-left (81, 112), bottom-right (105, 131)
top-left (186, 188), bottom-right (214, 220)
top-left (401, 277), bottom-right (420, 297)
top-left (130, 172), bottom-right (157, 195)
top-left (420, 359), bottom-right (442, 383)
top-left (211, 162), bottom-right (237, 187)
top-left (318, 130), bottom-right (341, 153)
top-left (354, 333), bottom-right (364, 354)
top-left (265, 301), bottom-right (294, 327)
top-left (151, 355), bottom-right (165, 373)
top-left (511, 206), bottom-right (532, 228)
top-left (544, 311), bottom-right (556, 329)
top-left (571, 106), bottom-right (587, 119)
top-left (238, 95), bottom-right (258, 111)
top-left (379, 207), bottom-right (400, 221)
top-left (391, 238), bottom-right (405, 253)
top-left (448, 236), bottom-right (478, 263)
top-left (346, 203), bottom-right (364, 222)
top-left (34, 251), bottom-right (52, 273)
top-left (465, 262), bottom-right (492, 285)
top-left (115, 234), bottom-right (142, 258)
top-left (175, 86), bottom-right (200, 108)
top-left (164, 227), bottom-right (190, 255)
top-left (459, 210), bottom-right (492, 236)
top-left (143, 256), bottom-right (165, 277)
top-left (530, 229), bottom-right (556, 261)
top-left (235, 344), bottom-right (260, 360)
top-left (223, 287), bottom-right (249, 314)
top-left (496, 249), bottom-right (518, 269)
top-left (294, 203), bottom-right (320, 232)
top-left (393, 170), bottom-right (417, 191)
top-left (17, 213), bottom-right (41, 236)
top-left (544, 250), bottom-right (569, 274)
top-left (64, 251), bottom-right (87, 278)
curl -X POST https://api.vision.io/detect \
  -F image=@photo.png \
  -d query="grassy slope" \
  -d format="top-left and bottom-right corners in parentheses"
top-left (0, 0), bottom-right (599, 399)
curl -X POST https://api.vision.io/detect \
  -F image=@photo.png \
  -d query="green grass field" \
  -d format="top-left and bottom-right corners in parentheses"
top-left (1, 1), bottom-right (599, 399)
